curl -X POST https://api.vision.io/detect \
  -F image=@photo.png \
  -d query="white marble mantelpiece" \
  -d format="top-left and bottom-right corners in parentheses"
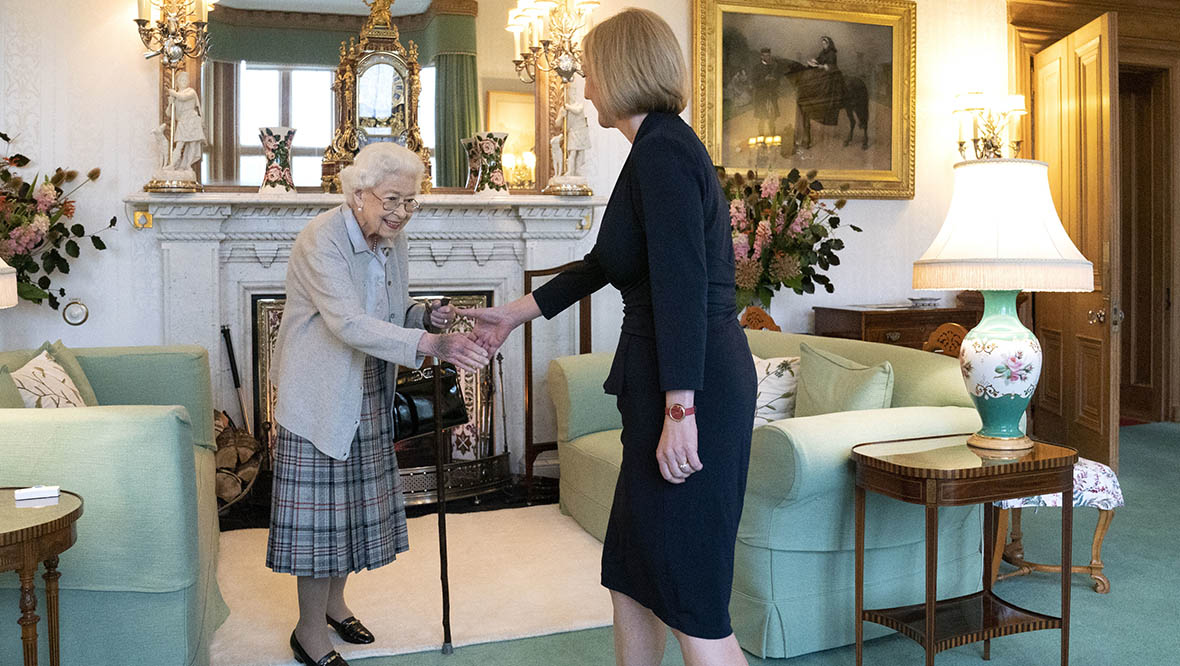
top-left (124, 191), bottom-right (605, 472)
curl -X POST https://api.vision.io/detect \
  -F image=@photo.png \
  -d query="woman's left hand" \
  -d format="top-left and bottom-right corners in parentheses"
top-left (656, 418), bottom-right (703, 484)
top-left (429, 300), bottom-right (457, 330)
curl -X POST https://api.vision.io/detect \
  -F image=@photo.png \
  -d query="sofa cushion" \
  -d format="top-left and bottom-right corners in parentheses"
top-left (9, 349), bottom-right (89, 408)
top-left (752, 354), bottom-right (799, 426)
top-left (795, 343), bottom-right (894, 417)
top-left (0, 366), bottom-right (22, 407)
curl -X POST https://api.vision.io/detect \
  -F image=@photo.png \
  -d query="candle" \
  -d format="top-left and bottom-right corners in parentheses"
top-left (138, 0), bottom-right (151, 20)
top-left (199, 0), bottom-right (208, 22)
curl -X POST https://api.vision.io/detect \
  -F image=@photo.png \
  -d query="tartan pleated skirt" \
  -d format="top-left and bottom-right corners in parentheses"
top-left (266, 355), bottom-right (409, 577)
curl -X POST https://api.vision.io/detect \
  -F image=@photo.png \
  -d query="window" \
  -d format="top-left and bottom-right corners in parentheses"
top-left (419, 65), bottom-right (437, 186)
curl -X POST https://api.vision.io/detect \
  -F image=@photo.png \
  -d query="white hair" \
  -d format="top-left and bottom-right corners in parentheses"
top-left (339, 142), bottom-right (425, 199)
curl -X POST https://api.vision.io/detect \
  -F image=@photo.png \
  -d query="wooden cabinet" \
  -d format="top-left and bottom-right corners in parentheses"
top-left (813, 305), bottom-right (982, 349)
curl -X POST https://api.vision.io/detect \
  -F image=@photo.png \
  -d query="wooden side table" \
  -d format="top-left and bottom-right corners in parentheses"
top-left (852, 436), bottom-right (1076, 666)
top-left (0, 488), bottom-right (83, 666)
top-left (813, 305), bottom-right (981, 349)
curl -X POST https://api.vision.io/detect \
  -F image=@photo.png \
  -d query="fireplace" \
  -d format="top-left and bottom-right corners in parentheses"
top-left (251, 290), bottom-right (510, 505)
top-left (124, 191), bottom-right (604, 496)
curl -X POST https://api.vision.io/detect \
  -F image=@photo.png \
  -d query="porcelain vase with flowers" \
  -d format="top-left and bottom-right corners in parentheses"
top-left (460, 137), bottom-right (482, 189)
top-left (259, 127), bottom-right (296, 193)
top-left (472, 132), bottom-right (508, 194)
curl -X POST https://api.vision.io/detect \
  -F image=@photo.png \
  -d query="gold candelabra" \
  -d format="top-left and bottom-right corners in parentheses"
top-left (953, 93), bottom-right (1026, 160)
top-left (134, 0), bottom-right (212, 71)
top-left (507, 0), bottom-right (599, 85)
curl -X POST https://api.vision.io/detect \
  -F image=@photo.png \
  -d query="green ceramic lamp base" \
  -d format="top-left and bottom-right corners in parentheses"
top-left (960, 290), bottom-right (1042, 451)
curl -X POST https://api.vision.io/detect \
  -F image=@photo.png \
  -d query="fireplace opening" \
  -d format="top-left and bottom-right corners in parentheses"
top-left (250, 290), bottom-right (511, 505)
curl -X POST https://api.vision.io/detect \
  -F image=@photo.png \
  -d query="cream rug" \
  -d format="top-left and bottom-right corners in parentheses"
top-left (210, 505), bottom-right (613, 665)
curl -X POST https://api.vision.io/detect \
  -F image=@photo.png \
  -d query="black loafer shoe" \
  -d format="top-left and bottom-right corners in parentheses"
top-left (290, 630), bottom-right (349, 666)
top-left (326, 615), bottom-right (376, 644)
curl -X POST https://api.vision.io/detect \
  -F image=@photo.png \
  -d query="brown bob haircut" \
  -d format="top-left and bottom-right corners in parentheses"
top-left (581, 8), bottom-right (688, 124)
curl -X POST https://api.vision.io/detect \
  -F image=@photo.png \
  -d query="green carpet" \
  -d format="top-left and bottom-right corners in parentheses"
top-left (351, 423), bottom-right (1178, 665)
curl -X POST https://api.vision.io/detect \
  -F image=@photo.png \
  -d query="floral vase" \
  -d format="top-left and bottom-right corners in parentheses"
top-left (259, 127), bottom-right (296, 193)
top-left (460, 137), bottom-right (482, 190)
top-left (472, 132), bottom-right (509, 194)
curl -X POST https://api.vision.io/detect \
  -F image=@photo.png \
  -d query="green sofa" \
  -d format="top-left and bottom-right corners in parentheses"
top-left (548, 330), bottom-right (986, 658)
top-left (0, 345), bottom-right (229, 666)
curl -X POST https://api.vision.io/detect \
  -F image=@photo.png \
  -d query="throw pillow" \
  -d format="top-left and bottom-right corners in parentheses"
top-left (0, 366), bottom-right (23, 408)
top-left (751, 354), bottom-right (800, 426)
top-left (795, 343), bottom-right (894, 417)
top-left (9, 350), bottom-right (88, 408)
top-left (40, 340), bottom-right (99, 406)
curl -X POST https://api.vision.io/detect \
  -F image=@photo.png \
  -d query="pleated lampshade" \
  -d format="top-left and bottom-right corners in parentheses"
top-left (913, 158), bottom-right (1093, 292)
top-left (0, 257), bottom-right (16, 309)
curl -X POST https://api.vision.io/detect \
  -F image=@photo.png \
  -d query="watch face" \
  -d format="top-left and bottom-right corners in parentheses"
top-left (668, 404), bottom-right (685, 420)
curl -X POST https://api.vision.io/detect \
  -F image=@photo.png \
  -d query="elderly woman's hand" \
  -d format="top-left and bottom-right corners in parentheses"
top-left (428, 300), bottom-right (457, 331)
top-left (418, 332), bottom-right (490, 373)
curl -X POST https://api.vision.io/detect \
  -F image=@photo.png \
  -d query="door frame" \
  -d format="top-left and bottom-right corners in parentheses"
top-left (1010, 19), bottom-right (1180, 425)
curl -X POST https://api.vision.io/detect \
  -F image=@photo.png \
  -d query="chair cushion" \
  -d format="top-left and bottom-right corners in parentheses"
top-left (0, 366), bottom-right (23, 407)
top-left (995, 458), bottom-right (1125, 510)
top-left (795, 343), bottom-right (894, 417)
top-left (752, 354), bottom-right (799, 426)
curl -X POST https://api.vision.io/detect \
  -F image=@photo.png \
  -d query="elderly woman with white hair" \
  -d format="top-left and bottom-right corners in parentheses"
top-left (266, 142), bottom-right (488, 666)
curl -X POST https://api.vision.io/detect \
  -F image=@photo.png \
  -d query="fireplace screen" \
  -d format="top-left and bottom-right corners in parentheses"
top-left (252, 292), bottom-right (496, 473)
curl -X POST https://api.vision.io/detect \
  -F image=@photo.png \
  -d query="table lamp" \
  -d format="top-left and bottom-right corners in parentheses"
top-left (0, 257), bottom-right (17, 309)
top-left (914, 115), bottom-right (1093, 453)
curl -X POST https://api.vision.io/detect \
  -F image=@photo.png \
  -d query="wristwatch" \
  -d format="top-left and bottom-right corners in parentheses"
top-left (665, 403), bottom-right (696, 422)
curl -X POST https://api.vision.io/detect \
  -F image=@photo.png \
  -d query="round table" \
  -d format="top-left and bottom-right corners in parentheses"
top-left (0, 488), bottom-right (83, 666)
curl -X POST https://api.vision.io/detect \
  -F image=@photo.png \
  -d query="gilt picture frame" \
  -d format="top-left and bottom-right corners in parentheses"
top-left (693, 0), bottom-right (915, 198)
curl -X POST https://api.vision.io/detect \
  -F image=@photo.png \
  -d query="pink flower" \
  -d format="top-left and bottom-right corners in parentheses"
top-left (282, 167), bottom-right (293, 184)
top-left (729, 199), bottom-right (747, 230)
top-left (760, 177), bottom-right (780, 199)
top-left (265, 164), bottom-right (282, 183)
top-left (7, 224), bottom-right (44, 255)
top-left (31, 213), bottom-right (50, 233)
top-left (0, 239), bottom-right (12, 261)
top-left (732, 233), bottom-right (750, 260)
top-left (490, 169), bottom-right (506, 187)
top-left (480, 139), bottom-right (496, 154)
top-left (774, 210), bottom-right (786, 233)
top-left (34, 183), bottom-right (56, 212)
top-left (263, 134), bottom-right (278, 151)
top-left (753, 219), bottom-right (772, 258)
top-left (788, 216), bottom-right (808, 236)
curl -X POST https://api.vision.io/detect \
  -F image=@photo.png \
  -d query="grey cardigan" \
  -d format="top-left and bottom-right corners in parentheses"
top-left (270, 205), bottom-right (428, 460)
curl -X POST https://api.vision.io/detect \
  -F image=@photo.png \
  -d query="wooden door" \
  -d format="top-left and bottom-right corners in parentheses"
top-left (1119, 68), bottom-right (1170, 423)
top-left (1031, 13), bottom-right (1122, 469)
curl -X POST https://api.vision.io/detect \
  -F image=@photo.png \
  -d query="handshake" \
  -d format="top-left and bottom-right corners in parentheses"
top-left (415, 299), bottom-right (530, 374)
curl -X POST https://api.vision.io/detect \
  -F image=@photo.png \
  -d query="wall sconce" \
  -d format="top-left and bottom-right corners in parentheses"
top-left (135, 0), bottom-right (213, 69)
top-left (953, 93), bottom-right (1026, 160)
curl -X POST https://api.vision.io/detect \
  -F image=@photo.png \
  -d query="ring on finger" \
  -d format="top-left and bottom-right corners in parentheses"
top-left (678, 462), bottom-right (692, 472)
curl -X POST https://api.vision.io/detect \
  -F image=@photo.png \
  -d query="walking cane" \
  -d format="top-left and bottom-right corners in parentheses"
top-left (432, 354), bottom-right (454, 655)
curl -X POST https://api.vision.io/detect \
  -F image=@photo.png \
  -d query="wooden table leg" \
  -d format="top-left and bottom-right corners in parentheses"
top-left (926, 498), bottom-right (938, 666)
top-left (43, 556), bottom-right (60, 666)
top-left (18, 555), bottom-right (39, 666)
top-left (991, 508), bottom-right (1009, 586)
top-left (855, 484), bottom-right (865, 666)
top-left (982, 503), bottom-right (993, 661)
top-left (1062, 482), bottom-right (1072, 666)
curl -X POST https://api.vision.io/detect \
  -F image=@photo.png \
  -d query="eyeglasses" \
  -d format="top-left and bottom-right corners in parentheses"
top-left (369, 191), bottom-right (421, 213)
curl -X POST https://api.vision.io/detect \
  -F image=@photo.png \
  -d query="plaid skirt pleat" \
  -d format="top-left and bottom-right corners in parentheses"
top-left (266, 355), bottom-right (409, 577)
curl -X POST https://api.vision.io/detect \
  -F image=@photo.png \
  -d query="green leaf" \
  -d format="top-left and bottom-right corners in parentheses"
top-left (71, 224), bottom-right (85, 237)
top-left (829, 255), bottom-right (841, 266)
top-left (65, 240), bottom-right (79, 258)
top-left (9, 153), bottom-right (30, 167)
top-left (57, 255), bottom-right (70, 274)
top-left (850, 225), bottom-right (863, 232)
top-left (37, 276), bottom-right (50, 289)
top-left (48, 294), bottom-right (60, 310)
top-left (802, 279), bottom-right (815, 294)
top-left (824, 283), bottom-right (834, 293)
top-left (0, 132), bottom-right (10, 142)
top-left (17, 282), bottom-right (49, 300)
top-left (41, 254), bottom-right (55, 275)
top-left (91, 236), bottom-right (107, 250)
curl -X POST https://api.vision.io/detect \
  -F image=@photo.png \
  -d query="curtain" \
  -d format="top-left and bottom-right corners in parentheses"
top-left (434, 53), bottom-right (480, 188)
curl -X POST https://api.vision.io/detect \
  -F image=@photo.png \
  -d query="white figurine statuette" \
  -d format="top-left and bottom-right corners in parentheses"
top-left (543, 100), bottom-right (592, 196)
top-left (144, 71), bottom-right (206, 193)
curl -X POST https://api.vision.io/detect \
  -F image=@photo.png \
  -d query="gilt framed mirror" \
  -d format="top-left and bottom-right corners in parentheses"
top-left (188, 0), bottom-right (555, 194)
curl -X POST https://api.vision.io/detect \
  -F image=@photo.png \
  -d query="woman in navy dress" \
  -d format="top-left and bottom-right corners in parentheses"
top-left (468, 8), bottom-right (755, 664)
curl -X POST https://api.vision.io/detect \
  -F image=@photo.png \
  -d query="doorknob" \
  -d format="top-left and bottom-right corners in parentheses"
top-left (1087, 309), bottom-right (1106, 325)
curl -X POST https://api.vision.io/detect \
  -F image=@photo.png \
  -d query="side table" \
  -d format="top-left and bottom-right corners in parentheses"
top-left (852, 435), bottom-right (1076, 666)
top-left (0, 488), bottom-right (84, 666)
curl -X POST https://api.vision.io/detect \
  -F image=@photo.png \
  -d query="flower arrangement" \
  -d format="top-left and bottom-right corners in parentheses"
top-left (721, 168), bottom-right (861, 310)
top-left (0, 131), bottom-right (115, 309)
top-left (473, 131), bottom-right (508, 193)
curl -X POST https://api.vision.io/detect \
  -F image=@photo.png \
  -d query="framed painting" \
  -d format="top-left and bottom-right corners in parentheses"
top-left (693, 0), bottom-right (916, 198)
top-left (485, 90), bottom-right (537, 174)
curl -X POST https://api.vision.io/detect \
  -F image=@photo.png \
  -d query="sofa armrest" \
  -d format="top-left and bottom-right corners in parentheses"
top-left (0, 405), bottom-right (202, 593)
top-left (747, 406), bottom-right (982, 506)
top-left (548, 353), bottom-right (622, 442)
top-left (73, 345), bottom-right (215, 452)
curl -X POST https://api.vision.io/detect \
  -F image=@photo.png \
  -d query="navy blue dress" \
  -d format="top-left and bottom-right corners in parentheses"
top-left (533, 111), bottom-right (756, 639)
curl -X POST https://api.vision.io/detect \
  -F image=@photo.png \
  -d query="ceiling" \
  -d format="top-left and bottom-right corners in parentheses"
top-left (216, 0), bottom-right (433, 16)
